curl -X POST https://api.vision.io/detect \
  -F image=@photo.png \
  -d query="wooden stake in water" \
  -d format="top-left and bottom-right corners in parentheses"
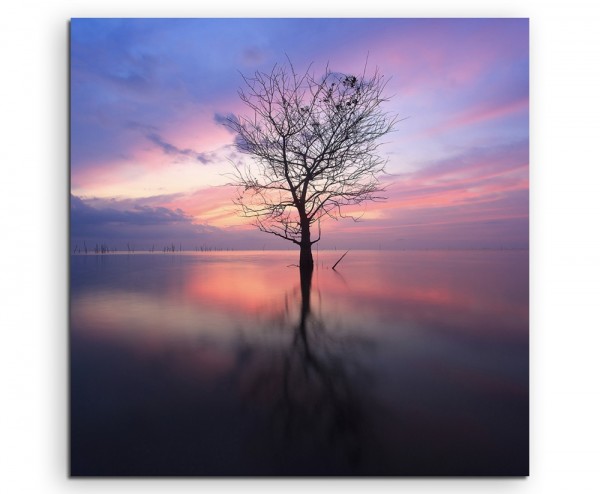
top-left (332, 250), bottom-right (350, 271)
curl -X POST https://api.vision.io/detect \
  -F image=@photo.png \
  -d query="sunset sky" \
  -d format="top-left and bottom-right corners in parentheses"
top-left (70, 18), bottom-right (529, 250)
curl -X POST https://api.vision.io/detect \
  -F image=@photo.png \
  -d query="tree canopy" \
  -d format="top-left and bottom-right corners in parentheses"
top-left (226, 61), bottom-right (396, 268)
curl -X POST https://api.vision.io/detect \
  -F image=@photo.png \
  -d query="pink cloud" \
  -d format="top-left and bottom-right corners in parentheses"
top-left (419, 98), bottom-right (529, 140)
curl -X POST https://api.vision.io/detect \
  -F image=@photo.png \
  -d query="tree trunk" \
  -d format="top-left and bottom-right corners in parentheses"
top-left (299, 217), bottom-right (314, 272)
top-left (299, 242), bottom-right (313, 272)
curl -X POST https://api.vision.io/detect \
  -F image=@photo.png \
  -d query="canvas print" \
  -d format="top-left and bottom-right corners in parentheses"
top-left (70, 18), bottom-right (529, 476)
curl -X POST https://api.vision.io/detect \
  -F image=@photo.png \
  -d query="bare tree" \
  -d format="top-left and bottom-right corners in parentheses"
top-left (226, 61), bottom-right (396, 271)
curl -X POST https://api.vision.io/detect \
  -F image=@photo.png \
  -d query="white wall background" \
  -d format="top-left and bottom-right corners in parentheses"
top-left (1, 1), bottom-right (599, 492)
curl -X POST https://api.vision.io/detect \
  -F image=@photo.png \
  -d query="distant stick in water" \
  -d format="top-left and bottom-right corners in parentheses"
top-left (332, 250), bottom-right (350, 271)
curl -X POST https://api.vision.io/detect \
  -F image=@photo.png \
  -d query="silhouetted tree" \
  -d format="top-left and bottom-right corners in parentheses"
top-left (226, 61), bottom-right (396, 271)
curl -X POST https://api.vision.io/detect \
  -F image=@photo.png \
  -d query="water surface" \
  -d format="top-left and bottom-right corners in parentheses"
top-left (70, 250), bottom-right (528, 476)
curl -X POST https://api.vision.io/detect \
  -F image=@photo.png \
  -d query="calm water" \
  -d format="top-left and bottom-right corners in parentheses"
top-left (70, 250), bottom-right (528, 476)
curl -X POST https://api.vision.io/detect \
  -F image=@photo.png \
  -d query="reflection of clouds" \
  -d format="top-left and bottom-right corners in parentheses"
top-left (72, 249), bottom-right (528, 397)
top-left (183, 257), bottom-right (298, 315)
top-left (72, 262), bottom-right (377, 471)
top-left (71, 290), bottom-right (241, 340)
top-left (319, 251), bottom-right (527, 335)
top-left (70, 250), bottom-right (529, 474)
top-left (72, 250), bottom-right (528, 346)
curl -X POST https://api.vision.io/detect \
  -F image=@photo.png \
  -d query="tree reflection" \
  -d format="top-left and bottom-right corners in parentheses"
top-left (237, 267), bottom-right (372, 472)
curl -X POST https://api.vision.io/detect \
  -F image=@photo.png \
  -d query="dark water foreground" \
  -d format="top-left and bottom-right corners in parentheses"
top-left (70, 250), bottom-right (528, 476)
